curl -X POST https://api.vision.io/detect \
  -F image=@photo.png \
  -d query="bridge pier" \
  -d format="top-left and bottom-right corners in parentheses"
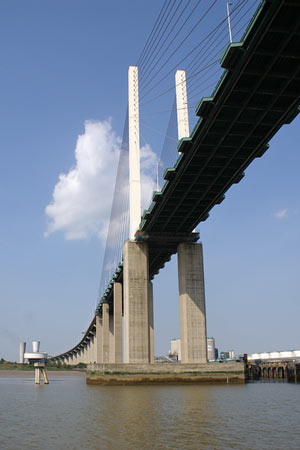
top-left (113, 282), bottom-right (123, 363)
top-left (148, 281), bottom-right (154, 363)
top-left (86, 341), bottom-right (90, 364)
top-left (89, 334), bottom-right (95, 364)
top-left (84, 343), bottom-right (88, 364)
top-left (177, 242), bottom-right (207, 363)
top-left (102, 303), bottom-right (110, 363)
top-left (77, 351), bottom-right (81, 364)
top-left (109, 313), bottom-right (114, 363)
top-left (95, 315), bottom-right (103, 363)
top-left (123, 241), bottom-right (152, 363)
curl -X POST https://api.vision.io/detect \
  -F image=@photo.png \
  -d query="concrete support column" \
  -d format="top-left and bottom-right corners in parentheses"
top-left (109, 314), bottom-right (114, 363)
top-left (95, 315), bottom-right (103, 363)
top-left (83, 345), bottom-right (87, 364)
top-left (85, 344), bottom-right (89, 364)
top-left (114, 282), bottom-right (123, 363)
top-left (177, 242), bottom-right (207, 363)
top-left (90, 334), bottom-right (95, 364)
top-left (80, 348), bottom-right (84, 363)
top-left (123, 241), bottom-right (150, 363)
top-left (102, 303), bottom-right (110, 363)
top-left (148, 281), bottom-right (154, 363)
top-left (85, 342), bottom-right (89, 364)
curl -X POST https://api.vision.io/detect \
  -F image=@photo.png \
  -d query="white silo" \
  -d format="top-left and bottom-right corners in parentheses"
top-left (270, 352), bottom-right (281, 359)
top-left (207, 337), bottom-right (215, 361)
top-left (19, 342), bottom-right (26, 364)
top-left (260, 352), bottom-right (271, 360)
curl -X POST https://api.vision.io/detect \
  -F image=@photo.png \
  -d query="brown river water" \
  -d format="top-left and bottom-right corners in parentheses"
top-left (0, 371), bottom-right (299, 450)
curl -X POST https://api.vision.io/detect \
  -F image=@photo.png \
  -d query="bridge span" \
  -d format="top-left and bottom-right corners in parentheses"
top-left (52, 0), bottom-right (300, 367)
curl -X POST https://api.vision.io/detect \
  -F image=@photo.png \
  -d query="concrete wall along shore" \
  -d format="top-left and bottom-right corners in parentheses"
top-left (86, 362), bottom-right (246, 385)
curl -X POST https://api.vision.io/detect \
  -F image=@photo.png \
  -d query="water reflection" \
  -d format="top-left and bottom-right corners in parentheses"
top-left (0, 373), bottom-right (299, 450)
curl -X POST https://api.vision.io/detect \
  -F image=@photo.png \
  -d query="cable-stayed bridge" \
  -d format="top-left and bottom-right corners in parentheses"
top-left (52, 0), bottom-right (300, 366)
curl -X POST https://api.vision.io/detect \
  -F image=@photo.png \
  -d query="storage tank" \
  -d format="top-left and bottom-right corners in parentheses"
top-left (207, 337), bottom-right (215, 361)
top-left (260, 353), bottom-right (271, 360)
top-left (170, 339), bottom-right (181, 361)
top-left (270, 352), bottom-right (281, 359)
top-left (32, 341), bottom-right (40, 353)
top-left (280, 351), bottom-right (293, 358)
top-left (228, 350), bottom-right (235, 359)
top-left (248, 353), bottom-right (260, 360)
top-left (19, 342), bottom-right (26, 364)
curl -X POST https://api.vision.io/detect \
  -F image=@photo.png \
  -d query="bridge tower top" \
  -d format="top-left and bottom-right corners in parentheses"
top-left (175, 70), bottom-right (189, 140)
top-left (128, 66), bottom-right (141, 240)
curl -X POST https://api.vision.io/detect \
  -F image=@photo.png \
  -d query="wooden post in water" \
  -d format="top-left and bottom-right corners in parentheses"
top-left (34, 362), bottom-right (49, 384)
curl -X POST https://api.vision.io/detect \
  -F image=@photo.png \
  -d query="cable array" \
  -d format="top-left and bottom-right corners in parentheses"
top-left (157, 97), bottom-right (179, 189)
top-left (98, 111), bottom-right (129, 301)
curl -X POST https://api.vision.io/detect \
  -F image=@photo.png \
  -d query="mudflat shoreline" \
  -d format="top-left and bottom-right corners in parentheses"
top-left (0, 370), bottom-right (85, 377)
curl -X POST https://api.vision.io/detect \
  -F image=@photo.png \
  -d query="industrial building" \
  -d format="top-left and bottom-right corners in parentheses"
top-left (248, 350), bottom-right (300, 361)
top-left (170, 337), bottom-right (219, 362)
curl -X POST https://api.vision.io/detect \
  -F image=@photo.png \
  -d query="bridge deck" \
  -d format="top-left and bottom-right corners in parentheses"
top-left (141, 0), bottom-right (300, 235)
top-left (133, 0), bottom-right (300, 280)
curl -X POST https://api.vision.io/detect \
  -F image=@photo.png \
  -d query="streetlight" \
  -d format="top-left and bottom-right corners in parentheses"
top-left (227, 2), bottom-right (233, 43)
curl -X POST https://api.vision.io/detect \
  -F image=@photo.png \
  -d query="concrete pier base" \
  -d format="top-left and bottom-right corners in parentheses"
top-left (113, 282), bottom-right (123, 363)
top-left (109, 314), bottom-right (114, 363)
top-left (148, 281), bottom-right (154, 364)
top-left (178, 242), bottom-right (207, 363)
top-left (123, 241), bottom-right (150, 363)
top-left (95, 315), bottom-right (103, 363)
top-left (102, 303), bottom-right (110, 363)
top-left (86, 362), bottom-right (246, 385)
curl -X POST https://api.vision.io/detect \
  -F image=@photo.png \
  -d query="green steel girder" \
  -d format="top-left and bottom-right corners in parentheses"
top-left (140, 0), bottom-right (300, 236)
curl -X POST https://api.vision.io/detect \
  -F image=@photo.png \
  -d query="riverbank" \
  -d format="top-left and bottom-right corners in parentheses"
top-left (0, 369), bottom-right (85, 377)
top-left (0, 362), bottom-right (86, 371)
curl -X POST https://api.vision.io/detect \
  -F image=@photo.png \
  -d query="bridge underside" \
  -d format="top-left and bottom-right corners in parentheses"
top-left (96, 0), bottom-right (300, 312)
top-left (140, 0), bottom-right (300, 237)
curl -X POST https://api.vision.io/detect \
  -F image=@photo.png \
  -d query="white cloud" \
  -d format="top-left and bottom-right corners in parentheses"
top-left (274, 208), bottom-right (288, 219)
top-left (45, 120), bottom-right (158, 242)
top-left (45, 120), bottom-right (120, 240)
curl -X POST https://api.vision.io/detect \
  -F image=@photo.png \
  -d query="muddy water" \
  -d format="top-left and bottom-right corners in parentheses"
top-left (0, 371), bottom-right (299, 449)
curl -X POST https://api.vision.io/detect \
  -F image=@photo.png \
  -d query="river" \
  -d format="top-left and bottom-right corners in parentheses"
top-left (0, 371), bottom-right (299, 449)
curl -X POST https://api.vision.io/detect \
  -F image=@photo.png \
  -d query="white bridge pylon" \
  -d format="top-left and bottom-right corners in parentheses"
top-left (175, 70), bottom-right (190, 141)
top-left (128, 66), bottom-right (141, 240)
top-left (128, 66), bottom-right (190, 240)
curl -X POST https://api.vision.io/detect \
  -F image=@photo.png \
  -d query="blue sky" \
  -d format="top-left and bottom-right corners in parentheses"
top-left (0, 0), bottom-right (299, 361)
